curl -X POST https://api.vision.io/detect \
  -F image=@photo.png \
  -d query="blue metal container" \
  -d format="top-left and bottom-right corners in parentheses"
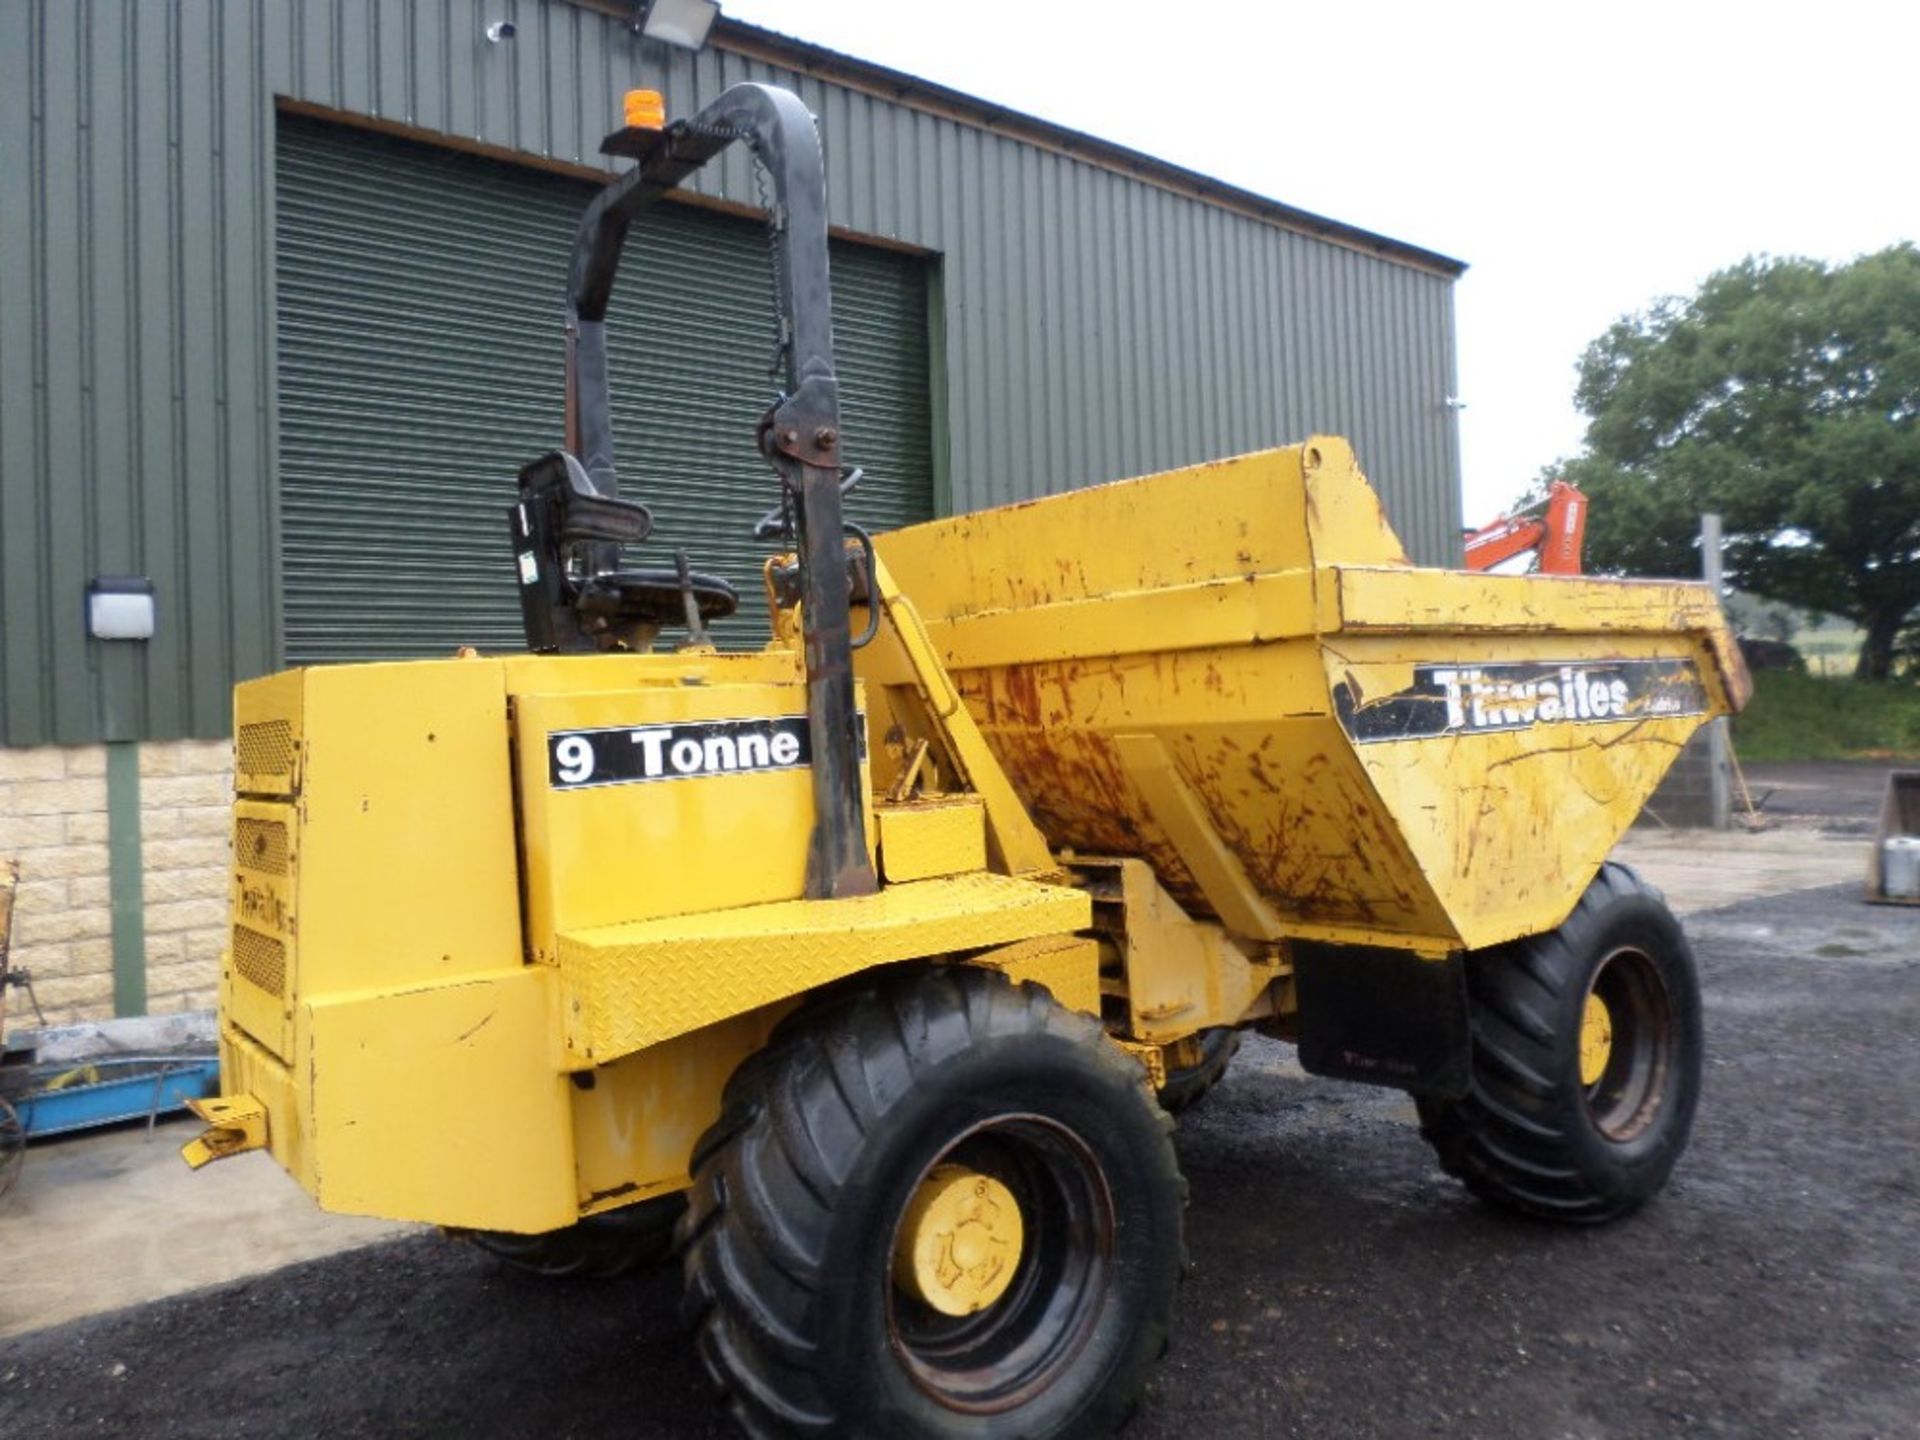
top-left (14, 1055), bottom-right (220, 1138)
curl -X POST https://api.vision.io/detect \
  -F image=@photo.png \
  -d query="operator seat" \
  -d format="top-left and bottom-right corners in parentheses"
top-left (511, 450), bottom-right (737, 652)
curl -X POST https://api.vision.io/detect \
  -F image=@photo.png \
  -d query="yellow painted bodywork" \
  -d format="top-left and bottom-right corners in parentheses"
top-left (893, 1165), bottom-right (1025, 1316)
top-left (851, 556), bottom-right (1061, 880)
top-left (569, 1002), bottom-right (792, 1215)
top-left (878, 796), bottom-right (989, 882)
top-left (180, 1094), bottom-right (267, 1168)
top-left (1083, 858), bottom-right (1284, 1043)
top-left (877, 436), bottom-right (1748, 953)
top-left (968, 934), bottom-right (1103, 1018)
top-left (202, 645), bottom-right (1085, 1231)
top-left (193, 433), bottom-right (1746, 1236)
top-left (514, 680), bottom-right (865, 955)
top-left (1580, 992), bottom-right (1614, 1086)
top-left (557, 872), bottom-right (1087, 1065)
top-left (306, 966), bottom-right (578, 1230)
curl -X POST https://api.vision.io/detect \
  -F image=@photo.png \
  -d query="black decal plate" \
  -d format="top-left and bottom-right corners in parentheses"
top-left (1334, 658), bottom-right (1707, 745)
top-left (549, 715), bottom-right (829, 790)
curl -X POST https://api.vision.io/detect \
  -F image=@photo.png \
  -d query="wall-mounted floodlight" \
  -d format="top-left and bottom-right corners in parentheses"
top-left (87, 576), bottom-right (156, 641)
top-left (486, 20), bottom-right (518, 42)
top-left (631, 0), bottom-right (720, 51)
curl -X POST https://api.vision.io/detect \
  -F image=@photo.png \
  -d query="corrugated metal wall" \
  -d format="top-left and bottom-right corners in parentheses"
top-left (275, 111), bottom-right (932, 659)
top-left (0, 0), bottom-right (1463, 747)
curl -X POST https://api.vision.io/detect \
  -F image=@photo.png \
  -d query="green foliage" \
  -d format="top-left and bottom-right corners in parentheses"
top-left (1566, 244), bottom-right (1920, 679)
top-left (1552, 456), bottom-right (1698, 579)
top-left (1733, 672), bottom-right (1920, 762)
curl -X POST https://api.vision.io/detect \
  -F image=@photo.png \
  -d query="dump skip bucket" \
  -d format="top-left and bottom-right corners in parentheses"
top-left (877, 438), bottom-right (1749, 952)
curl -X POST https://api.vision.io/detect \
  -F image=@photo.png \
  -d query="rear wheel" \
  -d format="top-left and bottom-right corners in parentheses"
top-left (1418, 862), bottom-right (1703, 1223)
top-left (1156, 1027), bottom-right (1240, 1114)
top-left (681, 965), bottom-right (1186, 1439)
top-left (470, 1194), bottom-right (683, 1279)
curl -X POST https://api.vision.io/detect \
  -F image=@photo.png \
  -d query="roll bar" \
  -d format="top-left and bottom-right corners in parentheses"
top-left (560, 82), bottom-right (874, 900)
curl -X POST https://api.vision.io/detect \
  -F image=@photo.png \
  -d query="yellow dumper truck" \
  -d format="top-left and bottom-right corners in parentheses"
top-left (186, 84), bottom-right (1748, 1439)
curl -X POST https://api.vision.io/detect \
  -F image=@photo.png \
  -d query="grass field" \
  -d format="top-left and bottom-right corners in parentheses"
top-left (1733, 672), bottom-right (1920, 761)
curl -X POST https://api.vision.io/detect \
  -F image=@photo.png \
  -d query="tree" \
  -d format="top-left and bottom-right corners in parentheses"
top-left (1565, 244), bottom-right (1920, 680)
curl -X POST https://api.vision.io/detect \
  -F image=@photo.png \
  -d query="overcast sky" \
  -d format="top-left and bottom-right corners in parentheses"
top-left (723, 0), bottom-right (1915, 523)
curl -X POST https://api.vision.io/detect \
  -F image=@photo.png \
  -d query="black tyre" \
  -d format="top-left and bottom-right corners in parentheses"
top-left (470, 1193), bottom-right (683, 1279)
top-left (681, 965), bottom-right (1186, 1440)
top-left (1156, 1027), bottom-right (1240, 1114)
top-left (1418, 861), bottom-right (1703, 1224)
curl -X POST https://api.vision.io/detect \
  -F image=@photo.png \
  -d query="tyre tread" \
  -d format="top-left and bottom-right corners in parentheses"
top-left (1156, 1028), bottom-right (1241, 1115)
top-left (1418, 862), bottom-right (1700, 1224)
top-left (470, 1194), bottom-right (684, 1280)
top-left (680, 967), bottom-right (1181, 1439)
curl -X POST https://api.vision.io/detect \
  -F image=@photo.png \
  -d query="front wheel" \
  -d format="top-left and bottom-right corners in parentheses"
top-left (680, 966), bottom-right (1186, 1439)
top-left (1418, 862), bottom-right (1703, 1223)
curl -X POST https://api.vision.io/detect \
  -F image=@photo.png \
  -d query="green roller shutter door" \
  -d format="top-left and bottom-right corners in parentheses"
top-left (274, 114), bottom-right (933, 663)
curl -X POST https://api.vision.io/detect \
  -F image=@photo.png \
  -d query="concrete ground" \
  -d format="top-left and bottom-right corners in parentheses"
top-left (0, 1132), bottom-right (411, 1341)
top-left (1614, 826), bottom-right (1869, 914)
top-left (1619, 756), bottom-right (1891, 913)
top-left (0, 761), bottom-right (1912, 1438)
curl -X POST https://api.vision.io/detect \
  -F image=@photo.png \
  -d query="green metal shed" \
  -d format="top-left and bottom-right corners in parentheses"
top-left (0, 0), bottom-right (1466, 749)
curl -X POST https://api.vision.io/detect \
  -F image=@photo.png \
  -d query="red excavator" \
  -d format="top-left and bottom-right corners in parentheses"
top-left (1464, 479), bottom-right (1588, 574)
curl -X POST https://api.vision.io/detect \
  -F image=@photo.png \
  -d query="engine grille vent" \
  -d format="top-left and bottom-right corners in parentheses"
top-left (235, 720), bottom-right (294, 780)
top-left (235, 817), bottom-right (290, 876)
top-left (231, 925), bottom-right (287, 998)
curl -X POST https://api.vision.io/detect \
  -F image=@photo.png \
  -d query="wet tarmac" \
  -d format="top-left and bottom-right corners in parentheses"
top-left (2, 878), bottom-right (1913, 1439)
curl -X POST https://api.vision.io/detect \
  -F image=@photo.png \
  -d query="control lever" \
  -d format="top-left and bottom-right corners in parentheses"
top-left (676, 550), bottom-right (713, 648)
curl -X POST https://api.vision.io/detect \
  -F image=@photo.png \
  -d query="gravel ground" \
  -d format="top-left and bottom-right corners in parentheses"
top-left (2, 880), bottom-right (1914, 1439)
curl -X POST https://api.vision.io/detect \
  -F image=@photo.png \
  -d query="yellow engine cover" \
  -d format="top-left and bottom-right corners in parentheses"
top-left (513, 680), bottom-right (870, 959)
top-left (212, 649), bottom-right (1067, 1233)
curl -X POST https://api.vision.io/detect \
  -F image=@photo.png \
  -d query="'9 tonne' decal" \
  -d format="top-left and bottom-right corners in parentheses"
top-left (541, 718), bottom-right (871, 794)
top-left (547, 715), bottom-right (827, 790)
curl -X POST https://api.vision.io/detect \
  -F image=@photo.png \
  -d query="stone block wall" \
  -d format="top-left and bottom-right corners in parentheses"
top-left (138, 742), bottom-right (233, 1014)
top-left (0, 741), bottom-right (230, 1026)
top-left (0, 745), bottom-right (111, 1018)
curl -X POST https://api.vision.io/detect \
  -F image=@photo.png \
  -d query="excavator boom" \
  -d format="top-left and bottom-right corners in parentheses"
top-left (1465, 478), bottom-right (1588, 575)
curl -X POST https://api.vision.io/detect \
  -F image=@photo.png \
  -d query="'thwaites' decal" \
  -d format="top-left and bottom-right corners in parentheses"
top-left (1333, 658), bottom-right (1708, 744)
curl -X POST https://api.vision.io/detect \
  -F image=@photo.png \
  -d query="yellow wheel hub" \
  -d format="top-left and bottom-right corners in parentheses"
top-left (892, 1164), bottom-right (1024, 1317)
top-left (1579, 992), bottom-right (1614, 1086)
